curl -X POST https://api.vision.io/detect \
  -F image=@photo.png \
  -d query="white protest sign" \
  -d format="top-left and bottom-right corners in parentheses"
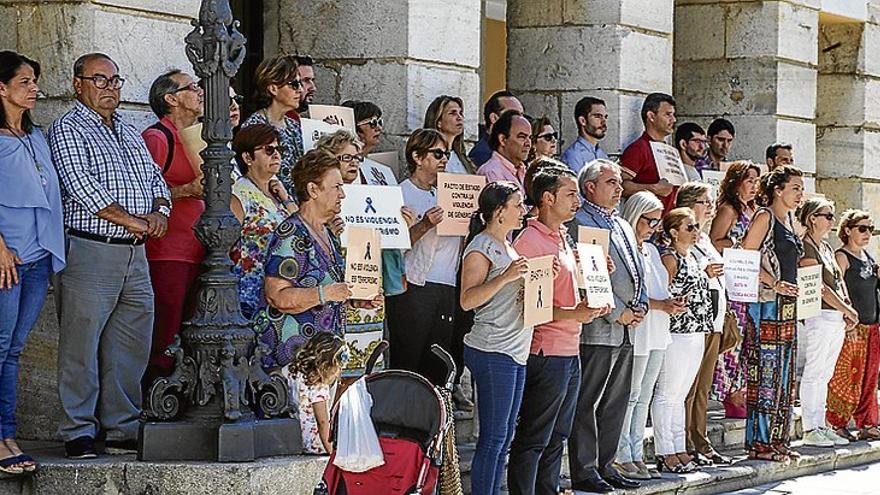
top-left (179, 123), bottom-right (206, 176)
top-left (345, 226), bottom-right (382, 300)
top-left (722, 248), bottom-right (761, 302)
top-left (701, 169), bottom-right (725, 199)
top-left (301, 118), bottom-right (346, 151)
top-left (359, 158), bottom-right (398, 186)
top-left (309, 105), bottom-right (357, 132)
top-left (524, 255), bottom-right (555, 327)
top-left (340, 184), bottom-right (411, 249)
top-left (437, 173), bottom-right (486, 236)
top-left (578, 226), bottom-right (610, 256)
top-left (650, 141), bottom-right (688, 186)
top-left (797, 265), bottom-right (822, 320)
top-left (577, 243), bottom-right (615, 308)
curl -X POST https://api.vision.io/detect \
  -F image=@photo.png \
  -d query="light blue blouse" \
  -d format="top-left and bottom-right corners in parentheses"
top-left (0, 128), bottom-right (65, 272)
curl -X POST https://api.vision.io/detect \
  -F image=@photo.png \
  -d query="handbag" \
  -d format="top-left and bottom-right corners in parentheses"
top-left (719, 309), bottom-right (742, 354)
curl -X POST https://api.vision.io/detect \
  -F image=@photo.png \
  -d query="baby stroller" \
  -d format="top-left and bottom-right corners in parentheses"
top-left (318, 342), bottom-right (461, 495)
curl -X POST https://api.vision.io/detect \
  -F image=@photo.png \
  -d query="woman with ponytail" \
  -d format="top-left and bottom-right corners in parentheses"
top-left (459, 181), bottom-right (529, 495)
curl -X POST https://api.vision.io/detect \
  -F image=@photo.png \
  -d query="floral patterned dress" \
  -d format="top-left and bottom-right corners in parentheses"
top-left (241, 111), bottom-right (304, 195)
top-left (231, 177), bottom-right (290, 320)
top-left (253, 213), bottom-right (346, 368)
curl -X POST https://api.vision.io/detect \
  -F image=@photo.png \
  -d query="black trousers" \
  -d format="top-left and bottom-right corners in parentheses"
top-left (386, 282), bottom-right (456, 386)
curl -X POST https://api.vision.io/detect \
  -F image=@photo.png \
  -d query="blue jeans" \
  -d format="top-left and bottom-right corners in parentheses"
top-left (616, 350), bottom-right (665, 463)
top-left (508, 353), bottom-right (580, 495)
top-left (0, 255), bottom-right (51, 439)
top-left (464, 346), bottom-right (526, 495)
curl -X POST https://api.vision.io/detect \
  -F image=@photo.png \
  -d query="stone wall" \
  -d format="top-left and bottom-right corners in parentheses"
top-left (272, 0), bottom-right (482, 179)
top-left (506, 0), bottom-right (674, 156)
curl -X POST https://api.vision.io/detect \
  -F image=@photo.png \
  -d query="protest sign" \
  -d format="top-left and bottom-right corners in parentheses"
top-left (368, 151), bottom-right (399, 170)
top-left (436, 172), bottom-right (486, 236)
top-left (577, 243), bottom-right (615, 308)
top-left (577, 226), bottom-right (610, 256)
top-left (178, 123), bottom-right (206, 176)
top-left (797, 265), bottom-right (822, 320)
top-left (701, 169), bottom-right (725, 199)
top-left (345, 226), bottom-right (382, 300)
top-left (301, 118), bottom-right (346, 151)
top-left (341, 184), bottom-right (411, 249)
top-left (309, 105), bottom-right (356, 132)
top-left (649, 141), bottom-right (688, 186)
top-left (359, 157), bottom-right (398, 186)
top-left (524, 255), bottom-right (555, 327)
top-left (722, 248), bottom-right (760, 302)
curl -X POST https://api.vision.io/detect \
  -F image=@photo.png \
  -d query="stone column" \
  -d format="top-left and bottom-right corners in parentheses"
top-left (506, 0), bottom-right (674, 155)
top-left (816, 5), bottom-right (880, 220)
top-left (275, 0), bottom-right (482, 178)
top-left (673, 0), bottom-right (820, 185)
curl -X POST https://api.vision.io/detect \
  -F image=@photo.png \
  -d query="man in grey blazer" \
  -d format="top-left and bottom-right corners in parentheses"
top-left (567, 159), bottom-right (648, 493)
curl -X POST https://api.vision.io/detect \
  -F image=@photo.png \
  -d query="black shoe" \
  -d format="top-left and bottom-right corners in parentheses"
top-left (601, 471), bottom-right (641, 490)
top-left (571, 471), bottom-right (614, 493)
top-left (104, 439), bottom-right (138, 454)
top-left (65, 436), bottom-right (97, 459)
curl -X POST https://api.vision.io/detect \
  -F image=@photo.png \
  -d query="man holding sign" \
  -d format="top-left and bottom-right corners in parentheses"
top-left (621, 93), bottom-right (678, 213)
top-left (569, 160), bottom-right (647, 493)
top-left (508, 168), bottom-right (607, 495)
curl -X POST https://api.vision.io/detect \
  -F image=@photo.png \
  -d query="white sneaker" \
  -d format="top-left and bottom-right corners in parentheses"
top-left (803, 429), bottom-right (835, 447)
top-left (820, 427), bottom-right (849, 446)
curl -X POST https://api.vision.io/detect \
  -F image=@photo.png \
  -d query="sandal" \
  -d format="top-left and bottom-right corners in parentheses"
top-left (748, 450), bottom-right (790, 463)
top-left (775, 446), bottom-right (800, 460)
top-left (835, 427), bottom-right (858, 442)
top-left (3, 440), bottom-right (36, 473)
top-left (0, 456), bottom-right (24, 476)
top-left (859, 426), bottom-right (880, 440)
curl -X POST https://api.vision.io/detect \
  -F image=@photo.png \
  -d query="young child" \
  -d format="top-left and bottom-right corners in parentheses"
top-left (288, 333), bottom-right (349, 455)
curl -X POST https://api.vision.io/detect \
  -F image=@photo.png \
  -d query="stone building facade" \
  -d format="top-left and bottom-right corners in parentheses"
top-left (0, 0), bottom-right (877, 439)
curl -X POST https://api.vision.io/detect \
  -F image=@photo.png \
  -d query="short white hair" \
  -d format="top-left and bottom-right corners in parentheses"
top-left (620, 191), bottom-right (663, 229)
top-left (577, 159), bottom-right (621, 197)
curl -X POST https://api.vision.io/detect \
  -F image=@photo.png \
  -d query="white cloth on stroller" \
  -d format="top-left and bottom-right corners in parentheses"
top-left (333, 377), bottom-right (385, 472)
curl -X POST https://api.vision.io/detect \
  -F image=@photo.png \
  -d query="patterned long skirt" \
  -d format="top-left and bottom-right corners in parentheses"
top-left (826, 323), bottom-right (880, 429)
top-left (744, 296), bottom-right (797, 453)
top-left (711, 301), bottom-right (749, 401)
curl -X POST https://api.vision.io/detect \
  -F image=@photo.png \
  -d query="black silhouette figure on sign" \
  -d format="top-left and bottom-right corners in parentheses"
top-left (365, 241), bottom-right (372, 261)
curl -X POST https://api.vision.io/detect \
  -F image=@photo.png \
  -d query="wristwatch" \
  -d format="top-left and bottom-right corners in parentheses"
top-left (154, 205), bottom-right (171, 218)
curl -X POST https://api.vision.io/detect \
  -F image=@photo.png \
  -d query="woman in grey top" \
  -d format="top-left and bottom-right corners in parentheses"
top-left (459, 181), bottom-right (529, 495)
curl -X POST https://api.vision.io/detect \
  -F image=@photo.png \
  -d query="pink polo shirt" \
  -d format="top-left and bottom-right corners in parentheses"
top-left (476, 151), bottom-right (527, 197)
top-left (513, 218), bottom-right (581, 357)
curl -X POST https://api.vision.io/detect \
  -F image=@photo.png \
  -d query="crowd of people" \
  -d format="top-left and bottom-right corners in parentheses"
top-left (1, 47), bottom-right (879, 495)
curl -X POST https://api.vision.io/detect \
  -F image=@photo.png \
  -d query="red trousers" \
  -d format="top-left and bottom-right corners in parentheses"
top-left (827, 323), bottom-right (880, 429)
top-left (145, 261), bottom-right (200, 386)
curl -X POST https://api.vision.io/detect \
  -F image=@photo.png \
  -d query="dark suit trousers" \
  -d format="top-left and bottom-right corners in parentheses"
top-left (568, 339), bottom-right (634, 482)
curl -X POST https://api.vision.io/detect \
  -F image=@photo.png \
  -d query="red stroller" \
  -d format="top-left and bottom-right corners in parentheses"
top-left (318, 342), bottom-right (460, 495)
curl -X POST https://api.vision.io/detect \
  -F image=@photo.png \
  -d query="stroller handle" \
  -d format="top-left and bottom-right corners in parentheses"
top-left (365, 340), bottom-right (390, 374)
top-left (430, 344), bottom-right (457, 391)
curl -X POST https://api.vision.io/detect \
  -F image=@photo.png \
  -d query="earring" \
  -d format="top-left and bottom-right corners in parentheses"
top-left (499, 216), bottom-right (504, 224)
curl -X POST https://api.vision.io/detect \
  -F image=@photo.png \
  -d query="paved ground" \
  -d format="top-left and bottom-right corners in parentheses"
top-left (729, 460), bottom-right (880, 494)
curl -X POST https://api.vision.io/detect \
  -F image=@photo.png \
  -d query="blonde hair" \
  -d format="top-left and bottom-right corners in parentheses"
top-left (797, 197), bottom-right (834, 233)
top-left (675, 182), bottom-right (712, 209)
top-left (316, 129), bottom-right (363, 155)
top-left (291, 333), bottom-right (347, 386)
top-left (660, 207), bottom-right (696, 247)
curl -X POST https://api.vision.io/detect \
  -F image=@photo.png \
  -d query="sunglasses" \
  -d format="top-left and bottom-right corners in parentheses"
top-left (287, 79), bottom-right (303, 90)
top-left (358, 117), bottom-right (384, 129)
top-left (683, 223), bottom-right (700, 232)
top-left (257, 145), bottom-right (283, 156)
top-left (337, 153), bottom-right (364, 164)
top-left (230, 94), bottom-right (243, 105)
top-left (813, 212), bottom-right (835, 221)
top-left (853, 225), bottom-right (874, 234)
top-left (427, 148), bottom-right (451, 160)
top-left (640, 216), bottom-right (661, 229)
top-left (537, 132), bottom-right (558, 142)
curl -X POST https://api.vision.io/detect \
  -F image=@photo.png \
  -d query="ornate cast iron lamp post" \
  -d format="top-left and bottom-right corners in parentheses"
top-left (138, 0), bottom-right (298, 462)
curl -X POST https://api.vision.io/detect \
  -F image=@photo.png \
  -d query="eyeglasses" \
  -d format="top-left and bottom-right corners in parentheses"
top-left (684, 223), bottom-right (700, 232)
top-left (358, 117), bottom-right (384, 129)
top-left (813, 212), bottom-right (835, 221)
top-left (230, 94), bottom-right (243, 105)
top-left (172, 82), bottom-right (201, 94)
top-left (257, 145), bottom-right (283, 156)
top-left (77, 74), bottom-right (125, 90)
top-left (337, 153), bottom-right (364, 164)
top-left (853, 225), bottom-right (874, 234)
top-left (640, 216), bottom-right (661, 229)
top-left (537, 132), bottom-right (558, 142)
top-left (427, 148), bottom-right (451, 160)
top-left (287, 79), bottom-right (303, 90)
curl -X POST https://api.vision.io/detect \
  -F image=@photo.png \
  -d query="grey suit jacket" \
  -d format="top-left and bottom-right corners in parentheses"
top-left (568, 204), bottom-right (648, 347)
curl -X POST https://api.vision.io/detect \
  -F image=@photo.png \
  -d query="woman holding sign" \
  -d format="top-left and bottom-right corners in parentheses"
top-left (797, 198), bottom-right (857, 447)
top-left (739, 165), bottom-right (803, 462)
top-left (653, 208), bottom-right (713, 473)
top-left (710, 160), bottom-right (761, 419)
top-left (827, 210), bottom-right (880, 442)
top-left (458, 181), bottom-right (529, 495)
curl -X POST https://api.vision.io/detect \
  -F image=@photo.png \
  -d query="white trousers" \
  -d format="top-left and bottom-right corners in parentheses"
top-left (651, 333), bottom-right (704, 455)
top-left (799, 310), bottom-right (846, 431)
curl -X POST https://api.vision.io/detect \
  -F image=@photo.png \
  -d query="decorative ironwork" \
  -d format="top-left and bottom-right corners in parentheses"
top-left (140, 0), bottom-right (295, 462)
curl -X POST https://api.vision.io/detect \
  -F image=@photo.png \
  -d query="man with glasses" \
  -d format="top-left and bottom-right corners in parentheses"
top-left (48, 53), bottom-right (171, 459)
top-left (561, 96), bottom-right (610, 174)
top-left (674, 122), bottom-right (708, 181)
top-left (476, 110), bottom-right (531, 198)
top-left (140, 70), bottom-right (205, 392)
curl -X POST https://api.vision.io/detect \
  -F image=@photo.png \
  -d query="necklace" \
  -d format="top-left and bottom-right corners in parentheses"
top-left (11, 130), bottom-right (48, 188)
top-left (409, 175), bottom-right (435, 195)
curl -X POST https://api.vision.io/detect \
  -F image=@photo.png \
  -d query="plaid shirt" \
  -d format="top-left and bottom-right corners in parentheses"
top-left (48, 101), bottom-right (171, 238)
